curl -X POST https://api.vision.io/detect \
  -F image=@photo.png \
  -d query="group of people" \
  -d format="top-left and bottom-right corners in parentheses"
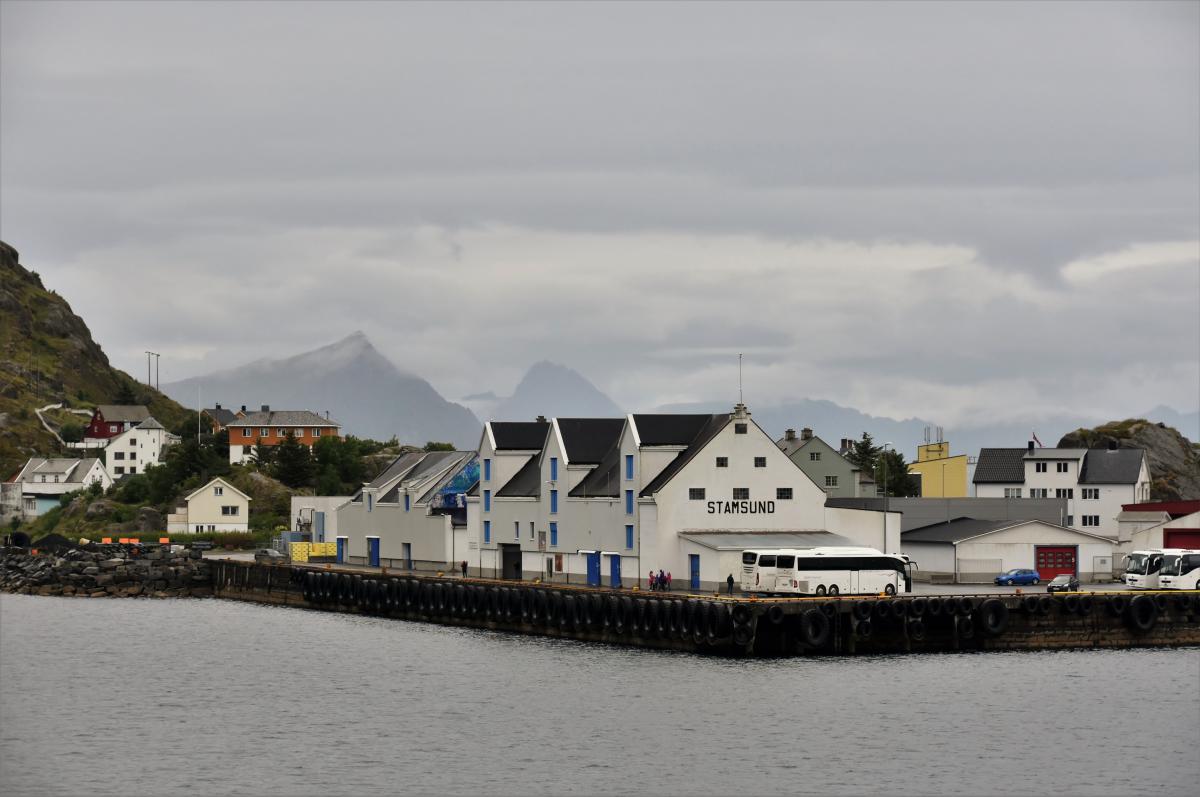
top-left (647, 569), bottom-right (672, 591)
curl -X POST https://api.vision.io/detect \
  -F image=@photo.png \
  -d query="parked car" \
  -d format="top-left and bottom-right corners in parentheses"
top-left (994, 568), bottom-right (1041, 586)
top-left (1046, 574), bottom-right (1080, 593)
top-left (254, 548), bottom-right (287, 564)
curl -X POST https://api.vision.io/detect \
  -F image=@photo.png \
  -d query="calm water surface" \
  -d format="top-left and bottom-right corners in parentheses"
top-left (1, 595), bottom-right (1196, 796)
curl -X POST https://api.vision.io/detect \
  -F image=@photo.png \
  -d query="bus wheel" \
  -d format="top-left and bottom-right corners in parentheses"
top-left (828, 585), bottom-right (840, 596)
top-left (884, 584), bottom-right (896, 596)
top-left (815, 585), bottom-right (827, 596)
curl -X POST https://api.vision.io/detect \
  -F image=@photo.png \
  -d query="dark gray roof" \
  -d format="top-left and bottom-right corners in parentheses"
top-left (229, 410), bottom-right (340, 428)
top-left (973, 448), bottom-right (1028, 483)
top-left (496, 454), bottom-right (542, 497)
top-left (1080, 448), bottom-right (1145, 484)
top-left (379, 451), bottom-right (467, 503)
top-left (901, 517), bottom-right (1020, 543)
top-left (640, 414), bottom-right (729, 496)
top-left (570, 444), bottom-right (621, 498)
top-left (204, 406), bottom-right (237, 425)
top-left (136, 417), bottom-right (165, 431)
top-left (96, 405), bottom-right (150, 423)
top-left (557, 418), bottom-right (625, 464)
top-left (364, 452), bottom-right (426, 491)
top-left (491, 421), bottom-right (550, 450)
top-left (632, 414), bottom-right (720, 447)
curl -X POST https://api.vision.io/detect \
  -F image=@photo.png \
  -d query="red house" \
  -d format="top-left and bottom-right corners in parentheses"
top-left (85, 405), bottom-right (151, 441)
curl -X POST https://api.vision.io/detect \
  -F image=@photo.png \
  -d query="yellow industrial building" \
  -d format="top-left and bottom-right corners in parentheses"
top-left (908, 441), bottom-right (968, 498)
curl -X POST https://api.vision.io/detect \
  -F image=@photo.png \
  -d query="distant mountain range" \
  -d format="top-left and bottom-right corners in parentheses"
top-left (462, 361), bottom-right (623, 422)
top-left (161, 332), bottom-right (481, 449)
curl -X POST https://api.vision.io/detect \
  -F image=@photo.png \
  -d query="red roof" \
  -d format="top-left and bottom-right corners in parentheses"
top-left (1121, 500), bottom-right (1200, 518)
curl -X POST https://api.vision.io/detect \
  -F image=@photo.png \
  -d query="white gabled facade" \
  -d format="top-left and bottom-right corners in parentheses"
top-left (181, 477), bottom-right (251, 532)
top-left (105, 418), bottom-right (179, 477)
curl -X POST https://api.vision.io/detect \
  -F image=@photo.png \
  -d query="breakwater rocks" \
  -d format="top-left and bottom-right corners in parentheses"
top-left (1, 544), bottom-right (212, 598)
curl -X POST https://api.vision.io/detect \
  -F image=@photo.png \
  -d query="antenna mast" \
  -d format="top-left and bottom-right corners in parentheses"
top-left (738, 353), bottom-right (743, 404)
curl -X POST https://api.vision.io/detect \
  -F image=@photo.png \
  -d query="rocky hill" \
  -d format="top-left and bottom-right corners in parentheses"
top-left (1058, 419), bottom-right (1200, 501)
top-left (0, 241), bottom-right (193, 478)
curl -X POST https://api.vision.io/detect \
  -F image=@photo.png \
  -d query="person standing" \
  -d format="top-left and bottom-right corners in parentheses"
top-left (726, 573), bottom-right (735, 595)
top-left (461, 560), bottom-right (468, 577)
top-left (648, 571), bottom-right (656, 591)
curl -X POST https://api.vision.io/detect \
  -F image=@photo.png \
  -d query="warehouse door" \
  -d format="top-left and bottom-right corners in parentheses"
top-left (586, 552), bottom-right (601, 587)
top-left (1035, 545), bottom-right (1077, 579)
top-left (689, 554), bottom-right (701, 590)
top-left (1164, 529), bottom-right (1200, 548)
top-left (500, 544), bottom-right (522, 580)
top-left (336, 537), bottom-right (347, 564)
top-left (609, 555), bottom-right (621, 588)
top-left (367, 538), bottom-right (380, 567)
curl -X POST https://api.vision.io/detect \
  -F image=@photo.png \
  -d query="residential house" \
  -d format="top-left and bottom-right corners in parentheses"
top-left (105, 417), bottom-right (180, 476)
top-left (202, 403), bottom-right (243, 433)
top-left (84, 405), bottom-right (150, 443)
top-left (169, 477), bottom-right (251, 532)
top-left (225, 406), bottom-right (342, 464)
top-left (12, 457), bottom-right (112, 517)
top-left (775, 428), bottom-right (873, 498)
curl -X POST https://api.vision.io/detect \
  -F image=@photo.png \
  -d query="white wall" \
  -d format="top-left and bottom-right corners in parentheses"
top-left (1130, 511), bottom-right (1200, 551)
top-left (186, 479), bottom-right (249, 532)
top-left (290, 496), bottom-right (350, 541)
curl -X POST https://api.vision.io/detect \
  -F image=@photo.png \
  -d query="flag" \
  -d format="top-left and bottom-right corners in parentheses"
top-left (1032, 432), bottom-right (1044, 448)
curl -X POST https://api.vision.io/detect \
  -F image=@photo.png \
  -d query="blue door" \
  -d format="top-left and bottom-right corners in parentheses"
top-left (368, 538), bottom-right (380, 567)
top-left (586, 552), bottom-right (601, 587)
top-left (336, 538), bottom-right (346, 564)
top-left (689, 554), bottom-right (700, 590)
top-left (610, 555), bottom-right (622, 588)
top-left (402, 543), bottom-right (412, 570)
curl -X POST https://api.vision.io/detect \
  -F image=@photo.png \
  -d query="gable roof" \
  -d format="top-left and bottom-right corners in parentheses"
top-left (363, 452), bottom-right (427, 492)
top-left (379, 451), bottom-right (468, 503)
top-left (32, 458), bottom-right (81, 475)
top-left (496, 454), bottom-right (543, 498)
top-left (490, 421), bottom-right (550, 451)
top-left (1079, 448), bottom-right (1145, 484)
top-left (569, 444), bottom-right (621, 498)
top-left (228, 410), bottom-right (340, 428)
top-left (556, 418), bottom-right (625, 464)
top-left (95, 405), bottom-right (150, 423)
top-left (902, 517), bottom-right (1111, 544)
top-left (631, 414), bottom-right (718, 447)
top-left (136, 417), bottom-right (165, 431)
top-left (185, 477), bottom-right (251, 502)
top-left (639, 414), bottom-right (729, 497)
top-left (973, 448), bottom-right (1028, 484)
top-left (204, 406), bottom-right (237, 425)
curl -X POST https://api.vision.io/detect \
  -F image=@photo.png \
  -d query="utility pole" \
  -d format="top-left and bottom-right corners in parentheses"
top-left (154, 353), bottom-right (160, 390)
top-left (144, 351), bottom-right (154, 386)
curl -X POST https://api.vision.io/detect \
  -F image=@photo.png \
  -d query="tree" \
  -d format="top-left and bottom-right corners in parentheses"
top-left (423, 441), bottom-right (455, 452)
top-left (315, 463), bottom-right (343, 496)
top-left (844, 432), bottom-right (881, 473)
top-left (876, 448), bottom-right (921, 498)
top-left (253, 441), bottom-right (276, 467)
top-left (114, 381), bottom-right (138, 405)
top-left (273, 433), bottom-right (314, 488)
top-left (59, 421), bottom-right (84, 443)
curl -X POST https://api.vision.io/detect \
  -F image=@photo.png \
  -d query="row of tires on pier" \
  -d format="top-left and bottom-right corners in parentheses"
top-left (299, 571), bottom-right (743, 647)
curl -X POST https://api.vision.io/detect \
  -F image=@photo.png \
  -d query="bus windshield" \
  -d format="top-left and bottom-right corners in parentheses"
top-left (1160, 555), bottom-right (1180, 575)
top-left (742, 552), bottom-right (757, 565)
top-left (1126, 554), bottom-right (1147, 575)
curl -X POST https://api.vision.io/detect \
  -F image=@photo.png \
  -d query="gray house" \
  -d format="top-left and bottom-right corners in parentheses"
top-left (776, 428), bottom-right (873, 498)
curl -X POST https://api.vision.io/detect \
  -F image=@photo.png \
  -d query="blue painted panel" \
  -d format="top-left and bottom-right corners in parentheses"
top-left (625, 490), bottom-right (633, 515)
top-left (484, 458), bottom-right (491, 481)
top-left (484, 490), bottom-right (491, 512)
top-left (315, 511), bottom-right (325, 536)
top-left (625, 455), bottom-right (633, 480)
top-left (402, 542), bottom-right (412, 570)
top-left (586, 552), bottom-right (601, 587)
top-left (625, 525), bottom-right (633, 549)
top-left (483, 520), bottom-right (491, 543)
top-left (689, 554), bottom-right (700, 590)
top-left (610, 555), bottom-right (622, 588)
top-left (368, 538), bottom-right (380, 567)
top-left (549, 522), bottom-right (558, 546)
top-left (336, 538), bottom-right (346, 564)
top-left (404, 494), bottom-right (410, 512)
top-left (550, 457), bottom-right (558, 481)
top-left (550, 490), bottom-right (558, 514)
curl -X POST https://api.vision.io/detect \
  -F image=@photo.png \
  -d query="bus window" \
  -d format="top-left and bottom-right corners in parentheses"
top-left (758, 555), bottom-right (777, 567)
top-left (776, 555), bottom-right (795, 569)
top-left (742, 552), bottom-right (758, 565)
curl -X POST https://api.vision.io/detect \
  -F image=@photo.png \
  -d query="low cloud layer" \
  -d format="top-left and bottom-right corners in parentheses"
top-left (2, 1), bottom-right (1197, 431)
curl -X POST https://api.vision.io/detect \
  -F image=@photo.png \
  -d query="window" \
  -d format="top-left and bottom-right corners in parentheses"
top-left (214, 486), bottom-right (224, 496)
top-left (242, 429), bottom-right (251, 438)
top-left (550, 490), bottom-right (559, 514)
top-left (1082, 515), bottom-right (1100, 527)
top-left (1056, 462), bottom-right (1069, 473)
top-left (484, 490), bottom-right (491, 512)
top-left (776, 488), bottom-right (792, 500)
top-left (515, 521), bottom-right (520, 540)
top-left (109, 424), bottom-right (118, 433)
top-left (1030, 488), bottom-right (1048, 498)
top-left (294, 428), bottom-right (303, 437)
top-left (260, 428), bottom-right (269, 436)
top-left (1082, 488), bottom-right (1099, 500)
top-left (715, 457), bottom-right (728, 468)
top-left (625, 454), bottom-right (634, 480)
top-left (550, 457), bottom-right (558, 481)
top-left (278, 428), bottom-right (287, 438)
top-left (549, 522), bottom-right (558, 546)
top-left (810, 452), bottom-right (821, 461)
top-left (530, 521), bottom-right (535, 540)
top-left (625, 490), bottom-right (634, 515)
top-left (312, 428), bottom-right (321, 437)
top-left (1003, 488), bottom-right (1021, 498)
top-left (128, 467), bottom-right (136, 474)
top-left (114, 466), bottom-right (124, 475)
top-left (825, 476), bottom-right (838, 488)
top-left (221, 505), bottom-right (239, 516)
top-left (1056, 488), bottom-right (1073, 499)
top-left (754, 457), bottom-right (767, 468)
top-left (404, 494), bottom-right (410, 511)
top-left (734, 423), bottom-right (748, 434)
top-left (689, 488), bottom-right (706, 500)
top-left (625, 525), bottom-right (634, 549)
top-left (114, 451), bottom-right (125, 460)
top-left (484, 459), bottom-right (491, 481)
top-left (1035, 462), bottom-right (1047, 473)
top-left (484, 520), bottom-right (491, 543)
top-left (732, 487), bottom-right (749, 500)
top-left (367, 493), bottom-right (373, 512)
top-left (1065, 515), bottom-right (1074, 526)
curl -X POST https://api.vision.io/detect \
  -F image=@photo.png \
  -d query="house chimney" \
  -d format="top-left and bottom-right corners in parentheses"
top-left (261, 404), bottom-right (270, 413)
top-left (785, 428), bottom-right (796, 441)
top-left (215, 403), bottom-right (221, 411)
top-left (241, 405), bottom-right (246, 412)
top-left (325, 410), bottom-right (330, 420)
top-left (536, 415), bottom-right (547, 423)
top-left (801, 427), bottom-right (813, 441)
top-left (1028, 441), bottom-right (1035, 452)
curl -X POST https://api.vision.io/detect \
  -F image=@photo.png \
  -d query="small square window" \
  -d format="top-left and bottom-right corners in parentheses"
top-left (754, 456), bottom-right (766, 468)
top-left (776, 488), bottom-right (792, 500)
top-left (825, 475), bottom-right (838, 488)
top-left (214, 486), bottom-right (223, 496)
top-left (732, 487), bottom-right (749, 500)
top-left (715, 457), bottom-right (728, 468)
top-left (689, 488), bottom-right (706, 500)
top-left (809, 452), bottom-right (821, 461)
top-left (734, 423), bottom-right (748, 434)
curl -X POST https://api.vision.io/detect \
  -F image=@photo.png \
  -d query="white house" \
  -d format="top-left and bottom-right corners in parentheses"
top-left (105, 417), bottom-right (180, 477)
top-left (173, 477), bottom-right (251, 532)
top-left (901, 518), bottom-right (1115, 583)
top-left (973, 443), bottom-right (1150, 541)
top-left (1129, 510), bottom-right (1200, 553)
top-left (468, 404), bottom-right (900, 591)
top-left (12, 457), bottom-right (112, 517)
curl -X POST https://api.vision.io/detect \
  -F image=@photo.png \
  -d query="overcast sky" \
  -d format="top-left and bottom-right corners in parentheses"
top-left (2, 1), bottom-right (1197, 428)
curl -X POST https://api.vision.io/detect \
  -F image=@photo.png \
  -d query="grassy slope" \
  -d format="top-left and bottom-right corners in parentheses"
top-left (0, 241), bottom-right (193, 478)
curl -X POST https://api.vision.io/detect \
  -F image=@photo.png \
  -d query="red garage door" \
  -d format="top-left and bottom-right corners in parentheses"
top-left (1164, 529), bottom-right (1200, 549)
top-left (1035, 546), bottom-right (1077, 579)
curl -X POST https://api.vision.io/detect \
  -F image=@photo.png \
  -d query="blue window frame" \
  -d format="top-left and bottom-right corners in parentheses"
top-left (404, 494), bottom-right (410, 511)
top-left (550, 489), bottom-right (558, 514)
top-left (550, 457), bottom-right (558, 481)
top-left (483, 520), bottom-right (491, 543)
top-left (625, 524), bottom-right (633, 549)
top-left (625, 454), bottom-right (633, 480)
top-left (625, 490), bottom-right (633, 515)
top-left (484, 490), bottom-right (491, 512)
top-left (550, 521), bottom-right (558, 546)
top-left (484, 458), bottom-right (491, 481)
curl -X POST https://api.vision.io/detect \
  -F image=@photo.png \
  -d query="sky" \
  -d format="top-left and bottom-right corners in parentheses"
top-left (2, 1), bottom-right (1198, 429)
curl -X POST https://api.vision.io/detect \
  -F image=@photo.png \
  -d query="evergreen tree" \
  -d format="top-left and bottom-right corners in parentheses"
top-left (423, 441), bottom-right (455, 452)
top-left (315, 463), bottom-right (343, 496)
top-left (114, 382), bottom-right (138, 405)
top-left (274, 433), bottom-right (314, 488)
top-left (877, 448), bottom-right (921, 498)
top-left (844, 432), bottom-right (881, 473)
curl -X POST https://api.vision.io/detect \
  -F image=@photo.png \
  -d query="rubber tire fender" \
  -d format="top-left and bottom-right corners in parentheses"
top-left (907, 617), bottom-right (927, 641)
top-left (1036, 596), bottom-right (1052, 616)
top-left (767, 604), bottom-right (786, 625)
top-left (680, 600), bottom-right (695, 636)
top-left (956, 614), bottom-right (976, 639)
top-left (1021, 595), bottom-right (1040, 615)
top-left (731, 604), bottom-right (752, 625)
top-left (1152, 593), bottom-right (1169, 613)
top-left (852, 600), bottom-right (872, 621)
top-left (908, 598), bottom-right (927, 617)
top-left (800, 608), bottom-right (832, 648)
top-left (619, 596), bottom-right (633, 634)
top-left (1106, 594), bottom-right (1128, 616)
top-left (957, 597), bottom-right (976, 616)
top-left (548, 590), bottom-right (562, 625)
top-left (1063, 594), bottom-right (1080, 614)
top-left (1126, 594), bottom-right (1157, 633)
top-left (890, 600), bottom-right (909, 619)
top-left (692, 601), bottom-right (708, 643)
top-left (873, 601), bottom-right (890, 620)
top-left (732, 624), bottom-right (754, 647)
top-left (1076, 594), bottom-right (1093, 616)
top-left (978, 598), bottom-right (1009, 636)
top-left (926, 597), bottom-right (943, 616)
top-left (303, 571), bottom-right (316, 601)
top-left (943, 597), bottom-right (960, 616)
top-left (644, 600), bottom-right (660, 637)
top-left (339, 574), bottom-right (353, 604)
top-left (855, 618), bottom-right (873, 639)
top-left (560, 593), bottom-right (574, 629)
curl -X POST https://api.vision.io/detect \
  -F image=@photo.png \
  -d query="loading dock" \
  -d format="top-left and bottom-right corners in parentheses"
top-left (1035, 545), bottom-right (1077, 579)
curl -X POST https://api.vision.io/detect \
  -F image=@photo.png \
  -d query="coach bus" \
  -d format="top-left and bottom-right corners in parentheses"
top-left (1156, 549), bottom-right (1200, 591)
top-left (1123, 549), bottom-right (1165, 589)
top-left (741, 547), bottom-right (913, 596)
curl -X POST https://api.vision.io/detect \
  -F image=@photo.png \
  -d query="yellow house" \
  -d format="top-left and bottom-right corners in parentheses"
top-left (908, 441), bottom-right (968, 498)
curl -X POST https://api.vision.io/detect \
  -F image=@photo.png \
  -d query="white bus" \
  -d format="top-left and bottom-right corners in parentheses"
top-left (1123, 550), bottom-right (1165, 589)
top-left (1157, 550), bottom-right (1200, 591)
top-left (742, 547), bottom-right (913, 596)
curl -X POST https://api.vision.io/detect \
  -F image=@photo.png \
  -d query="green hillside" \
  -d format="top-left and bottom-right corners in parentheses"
top-left (0, 241), bottom-right (194, 478)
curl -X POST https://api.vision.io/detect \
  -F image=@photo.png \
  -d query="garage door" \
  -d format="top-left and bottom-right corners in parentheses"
top-left (1164, 529), bottom-right (1200, 549)
top-left (1035, 545), bottom-right (1077, 579)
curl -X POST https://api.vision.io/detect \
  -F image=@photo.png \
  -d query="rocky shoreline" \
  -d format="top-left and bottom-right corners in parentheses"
top-left (1, 544), bottom-right (212, 598)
